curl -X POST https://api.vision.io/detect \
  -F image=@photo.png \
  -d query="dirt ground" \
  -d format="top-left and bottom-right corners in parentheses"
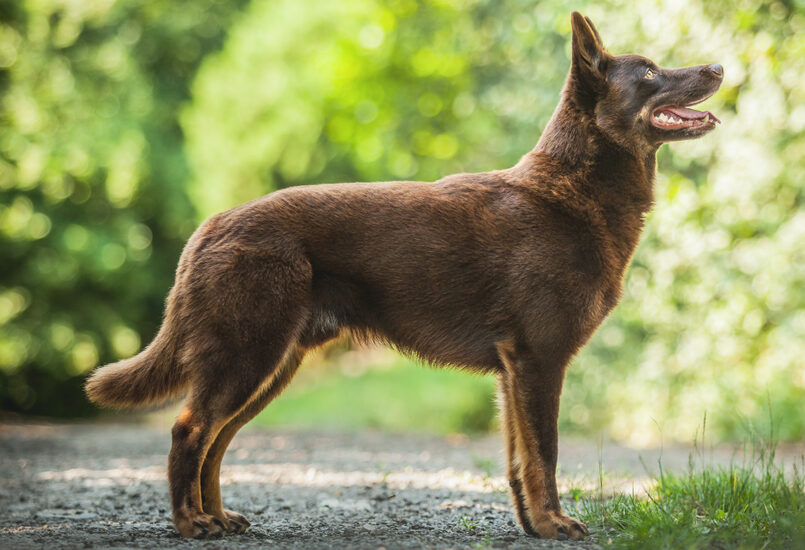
top-left (1, 421), bottom-right (799, 550)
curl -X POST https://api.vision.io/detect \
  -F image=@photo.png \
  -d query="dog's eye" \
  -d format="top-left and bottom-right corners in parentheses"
top-left (644, 68), bottom-right (656, 79)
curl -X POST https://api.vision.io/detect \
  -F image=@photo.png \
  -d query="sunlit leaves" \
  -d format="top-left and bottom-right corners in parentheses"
top-left (0, 0), bottom-right (246, 415)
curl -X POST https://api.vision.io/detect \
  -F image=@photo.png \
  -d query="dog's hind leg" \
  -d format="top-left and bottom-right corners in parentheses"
top-left (498, 372), bottom-right (538, 536)
top-left (199, 344), bottom-right (306, 533)
top-left (168, 250), bottom-right (313, 539)
top-left (199, 315), bottom-right (343, 533)
top-left (169, 339), bottom-right (307, 539)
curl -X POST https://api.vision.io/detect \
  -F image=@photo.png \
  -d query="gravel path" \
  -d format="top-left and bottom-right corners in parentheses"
top-left (2, 421), bottom-right (799, 549)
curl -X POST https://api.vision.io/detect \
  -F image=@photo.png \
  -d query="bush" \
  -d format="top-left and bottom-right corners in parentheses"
top-left (0, 0), bottom-right (246, 414)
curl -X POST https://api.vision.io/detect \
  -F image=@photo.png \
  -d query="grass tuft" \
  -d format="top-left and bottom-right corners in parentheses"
top-left (575, 438), bottom-right (805, 549)
top-left (459, 515), bottom-right (478, 531)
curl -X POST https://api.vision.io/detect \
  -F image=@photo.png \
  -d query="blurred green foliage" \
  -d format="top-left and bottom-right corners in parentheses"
top-left (2, 0), bottom-right (804, 443)
top-left (0, 0), bottom-right (247, 414)
top-left (253, 350), bottom-right (498, 434)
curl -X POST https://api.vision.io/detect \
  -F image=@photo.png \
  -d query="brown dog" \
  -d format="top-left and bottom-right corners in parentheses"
top-left (86, 12), bottom-right (722, 540)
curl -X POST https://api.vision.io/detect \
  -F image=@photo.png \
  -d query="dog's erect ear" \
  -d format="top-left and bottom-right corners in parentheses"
top-left (582, 14), bottom-right (603, 47)
top-left (570, 12), bottom-right (609, 91)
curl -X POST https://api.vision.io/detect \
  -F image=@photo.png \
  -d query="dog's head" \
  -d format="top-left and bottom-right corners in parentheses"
top-left (568, 12), bottom-right (722, 150)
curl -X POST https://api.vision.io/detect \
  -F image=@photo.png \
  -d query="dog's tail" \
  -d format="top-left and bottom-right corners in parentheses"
top-left (85, 291), bottom-right (187, 409)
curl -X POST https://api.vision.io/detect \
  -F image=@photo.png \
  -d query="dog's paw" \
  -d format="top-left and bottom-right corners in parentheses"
top-left (529, 511), bottom-right (589, 540)
top-left (174, 511), bottom-right (227, 539)
top-left (222, 509), bottom-right (251, 534)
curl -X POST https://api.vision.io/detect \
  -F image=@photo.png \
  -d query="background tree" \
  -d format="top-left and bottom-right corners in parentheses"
top-left (0, 0), bottom-right (246, 415)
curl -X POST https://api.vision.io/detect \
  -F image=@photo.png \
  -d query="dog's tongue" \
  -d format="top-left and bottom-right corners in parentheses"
top-left (664, 106), bottom-right (721, 123)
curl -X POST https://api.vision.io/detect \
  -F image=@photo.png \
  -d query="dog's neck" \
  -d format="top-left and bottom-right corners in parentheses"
top-left (514, 97), bottom-right (658, 269)
top-left (532, 96), bottom-right (657, 210)
top-left (537, 95), bottom-right (657, 168)
top-left (535, 99), bottom-right (596, 166)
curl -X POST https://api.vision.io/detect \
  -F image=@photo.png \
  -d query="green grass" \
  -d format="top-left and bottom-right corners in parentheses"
top-left (459, 515), bottom-right (478, 531)
top-left (253, 354), bottom-right (498, 434)
top-left (574, 442), bottom-right (805, 549)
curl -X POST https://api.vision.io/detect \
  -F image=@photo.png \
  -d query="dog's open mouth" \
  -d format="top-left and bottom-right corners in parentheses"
top-left (651, 105), bottom-right (721, 130)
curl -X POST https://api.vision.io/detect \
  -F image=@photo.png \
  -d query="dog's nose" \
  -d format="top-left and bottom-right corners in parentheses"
top-left (705, 64), bottom-right (723, 78)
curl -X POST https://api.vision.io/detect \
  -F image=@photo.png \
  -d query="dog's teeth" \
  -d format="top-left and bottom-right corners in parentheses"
top-left (658, 113), bottom-right (668, 122)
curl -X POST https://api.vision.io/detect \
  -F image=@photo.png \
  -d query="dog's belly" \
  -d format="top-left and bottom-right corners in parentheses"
top-left (305, 270), bottom-right (505, 371)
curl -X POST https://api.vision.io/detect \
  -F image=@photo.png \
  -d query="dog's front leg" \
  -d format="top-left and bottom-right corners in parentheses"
top-left (498, 374), bottom-right (538, 536)
top-left (498, 346), bottom-right (588, 540)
